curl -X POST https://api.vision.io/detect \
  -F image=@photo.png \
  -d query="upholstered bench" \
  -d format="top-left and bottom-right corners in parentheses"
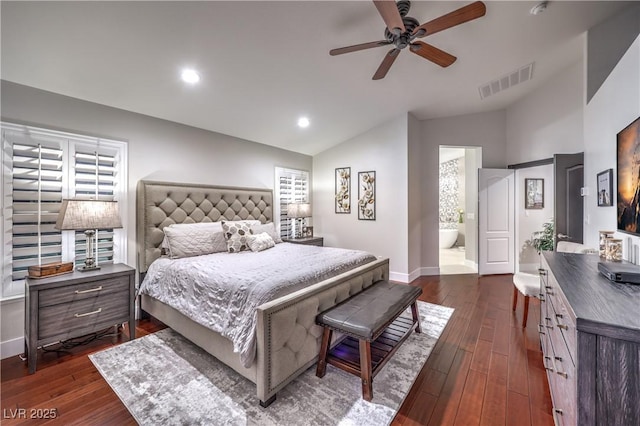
top-left (315, 281), bottom-right (423, 401)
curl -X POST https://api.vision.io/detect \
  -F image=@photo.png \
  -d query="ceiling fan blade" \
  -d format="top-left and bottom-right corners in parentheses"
top-left (410, 42), bottom-right (457, 67)
top-left (330, 40), bottom-right (391, 56)
top-left (373, 0), bottom-right (406, 36)
top-left (372, 48), bottom-right (401, 80)
top-left (412, 1), bottom-right (486, 38)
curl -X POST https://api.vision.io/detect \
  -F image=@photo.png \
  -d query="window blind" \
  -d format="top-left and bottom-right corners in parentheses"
top-left (1, 123), bottom-right (127, 299)
top-left (275, 167), bottom-right (309, 238)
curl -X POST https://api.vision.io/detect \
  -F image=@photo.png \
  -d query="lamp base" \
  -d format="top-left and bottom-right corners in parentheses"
top-left (77, 265), bottom-right (101, 272)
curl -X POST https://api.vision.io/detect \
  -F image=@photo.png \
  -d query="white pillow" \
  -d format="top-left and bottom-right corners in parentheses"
top-left (161, 222), bottom-right (223, 252)
top-left (221, 220), bottom-right (254, 253)
top-left (246, 232), bottom-right (276, 252)
top-left (163, 226), bottom-right (226, 259)
top-left (250, 222), bottom-right (282, 243)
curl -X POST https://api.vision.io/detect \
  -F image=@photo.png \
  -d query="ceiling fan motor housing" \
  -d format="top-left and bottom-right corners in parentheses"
top-left (384, 16), bottom-right (419, 49)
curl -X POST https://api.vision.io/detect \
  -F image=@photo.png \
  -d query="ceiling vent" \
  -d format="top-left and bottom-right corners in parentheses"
top-left (479, 62), bottom-right (534, 100)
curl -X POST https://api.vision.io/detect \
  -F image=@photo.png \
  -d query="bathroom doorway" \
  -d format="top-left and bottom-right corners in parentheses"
top-left (439, 146), bottom-right (481, 274)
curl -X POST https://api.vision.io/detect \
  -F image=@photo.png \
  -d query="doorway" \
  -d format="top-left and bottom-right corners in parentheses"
top-left (438, 146), bottom-right (481, 274)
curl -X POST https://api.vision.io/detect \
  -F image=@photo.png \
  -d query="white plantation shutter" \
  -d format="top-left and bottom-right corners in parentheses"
top-left (71, 145), bottom-right (121, 268)
top-left (1, 123), bottom-right (127, 299)
top-left (275, 167), bottom-right (309, 238)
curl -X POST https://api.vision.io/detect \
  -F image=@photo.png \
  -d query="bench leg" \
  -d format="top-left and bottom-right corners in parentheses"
top-left (316, 327), bottom-right (332, 378)
top-left (411, 301), bottom-right (422, 334)
top-left (359, 339), bottom-right (373, 401)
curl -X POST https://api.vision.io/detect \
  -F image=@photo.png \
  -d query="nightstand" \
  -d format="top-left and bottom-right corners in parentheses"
top-left (24, 263), bottom-right (135, 374)
top-left (283, 236), bottom-right (324, 247)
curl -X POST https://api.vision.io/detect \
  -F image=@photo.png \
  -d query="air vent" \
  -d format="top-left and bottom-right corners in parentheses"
top-left (479, 63), bottom-right (534, 100)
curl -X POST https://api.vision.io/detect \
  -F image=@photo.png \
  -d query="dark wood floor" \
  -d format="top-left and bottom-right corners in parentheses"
top-left (1, 273), bottom-right (553, 425)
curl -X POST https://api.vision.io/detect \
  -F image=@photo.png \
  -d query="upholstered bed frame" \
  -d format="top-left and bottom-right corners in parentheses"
top-left (136, 180), bottom-right (389, 406)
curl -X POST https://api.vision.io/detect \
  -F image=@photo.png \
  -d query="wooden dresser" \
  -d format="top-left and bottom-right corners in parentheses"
top-left (25, 263), bottom-right (135, 373)
top-left (539, 252), bottom-right (640, 425)
top-left (282, 236), bottom-right (324, 247)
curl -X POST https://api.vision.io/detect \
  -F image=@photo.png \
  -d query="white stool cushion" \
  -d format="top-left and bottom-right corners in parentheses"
top-left (557, 241), bottom-right (597, 254)
top-left (513, 272), bottom-right (540, 297)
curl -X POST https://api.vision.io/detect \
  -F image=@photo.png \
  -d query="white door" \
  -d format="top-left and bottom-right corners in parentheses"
top-left (479, 169), bottom-right (515, 275)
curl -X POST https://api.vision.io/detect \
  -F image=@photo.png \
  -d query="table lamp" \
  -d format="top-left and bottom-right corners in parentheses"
top-left (287, 203), bottom-right (311, 238)
top-left (55, 199), bottom-right (123, 271)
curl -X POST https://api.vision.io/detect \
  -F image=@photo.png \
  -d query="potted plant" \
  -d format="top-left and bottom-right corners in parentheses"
top-left (531, 219), bottom-right (555, 253)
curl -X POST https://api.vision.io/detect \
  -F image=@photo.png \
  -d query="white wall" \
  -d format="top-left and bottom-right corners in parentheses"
top-left (515, 164), bottom-right (555, 273)
top-left (584, 35), bottom-right (640, 253)
top-left (506, 60), bottom-right (585, 165)
top-left (420, 111), bottom-right (507, 270)
top-left (1, 81), bottom-right (312, 357)
top-left (313, 115), bottom-right (409, 281)
top-left (407, 113), bottom-right (422, 280)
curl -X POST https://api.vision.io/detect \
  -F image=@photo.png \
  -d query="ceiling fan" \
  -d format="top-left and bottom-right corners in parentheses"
top-left (330, 0), bottom-right (486, 80)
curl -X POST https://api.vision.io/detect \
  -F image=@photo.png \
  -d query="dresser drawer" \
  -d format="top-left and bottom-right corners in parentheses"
top-left (38, 289), bottom-right (129, 340)
top-left (547, 329), bottom-right (577, 426)
top-left (547, 290), bottom-right (577, 365)
top-left (39, 276), bottom-right (130, 307)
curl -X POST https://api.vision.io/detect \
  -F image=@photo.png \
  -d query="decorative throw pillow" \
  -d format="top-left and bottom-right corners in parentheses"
top-left (221, 220), bottom-right (253, 253)
top-left (164, 226), bottom-right (225, 259)
top-left (247, 232), bottom-right (276, 252)
top-left (250, 222), bottom-right (282, 243)
top-left (161, 222), bottom-right (223, 252)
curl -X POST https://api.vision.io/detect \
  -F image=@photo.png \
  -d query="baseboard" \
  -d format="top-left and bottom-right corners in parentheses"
top-left (389, 271), bottom-right (410, 283)
top-left (1, 337), bottom-right (23, 360)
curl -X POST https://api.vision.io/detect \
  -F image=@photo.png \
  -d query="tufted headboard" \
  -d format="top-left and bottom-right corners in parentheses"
top-left (136, 180), bottom-right (273, 273)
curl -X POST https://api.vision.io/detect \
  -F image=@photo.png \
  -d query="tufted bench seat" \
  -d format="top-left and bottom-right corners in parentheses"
top-left (315, 280), bottom-right (422, 401)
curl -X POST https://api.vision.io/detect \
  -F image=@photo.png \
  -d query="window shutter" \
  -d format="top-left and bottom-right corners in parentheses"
top-left (3, 131), bottom-right (65, 283)
top-left (275, 167), bottom-right (309, 238)
top-left (71, 144), bottom-right (120, 267)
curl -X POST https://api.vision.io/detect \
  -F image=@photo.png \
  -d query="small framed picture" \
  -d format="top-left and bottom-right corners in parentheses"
top-left (597, 169), bottom-right (613, 207)
top-left (302, 226), bottom-right (313, 237)
top-left (525, 178), bottom-right (544, 209)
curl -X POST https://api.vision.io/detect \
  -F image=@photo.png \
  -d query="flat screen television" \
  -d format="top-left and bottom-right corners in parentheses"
top-left (617, 116), bottom-right (640, 235)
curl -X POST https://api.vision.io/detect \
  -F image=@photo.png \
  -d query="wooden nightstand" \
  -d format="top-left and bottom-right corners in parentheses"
top-left (283, 236), bottom-right (324, 247)
top-left (24, 263), bottom-right (135, 374)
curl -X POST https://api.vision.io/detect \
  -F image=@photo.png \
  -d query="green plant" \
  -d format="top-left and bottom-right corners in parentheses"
top-left (531, 220), bottom-right (555, 253)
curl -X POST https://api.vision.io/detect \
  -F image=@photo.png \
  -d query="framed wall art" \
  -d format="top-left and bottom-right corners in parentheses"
top-left (525, 178), bottom-right (544, 209)
top-left (617, 116), bottom-right (640, 235)
top-left (335, 167), bottom-right (351, 213)
top-left (358, 171), bottom-right (376, 220)
top-left (597, 169), bottom-right (613, 207)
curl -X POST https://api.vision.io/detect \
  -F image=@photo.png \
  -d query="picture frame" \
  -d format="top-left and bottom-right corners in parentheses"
top-left (617, 116), bottom-right (640, 235)
top-left (302, 226), bottom-right (313, 238)
top-left (597, 169), bottom-right (613, 207)
top-left (358, 171), bottom-right (376, 220)
top-left (525, 178), bottom-right (544, 209)
top-left (335, 167), bottom-right (351, 214)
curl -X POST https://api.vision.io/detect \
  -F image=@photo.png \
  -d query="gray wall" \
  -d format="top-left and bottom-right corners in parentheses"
top-left (587, 2), bottom-right (640, 103)
top-left (1, 80), bottom-right (311, 354)
top-left (407, 113), bottom-right (422, 278)
top-left (312, 115), bottom-right (410, 280)
top-left (420, 110), bottom-right (508, 270)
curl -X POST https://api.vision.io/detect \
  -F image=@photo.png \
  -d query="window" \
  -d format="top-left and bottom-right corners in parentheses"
top-left (1, 123), bottom-right (127, 299)
top-left (274, 167), bottom-right (309, 239)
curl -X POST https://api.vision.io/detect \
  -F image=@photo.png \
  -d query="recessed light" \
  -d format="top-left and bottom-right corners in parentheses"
top-left (181, 69), bottom-right (200, 84)
top-left (298, 117), bottom-right (310, 128)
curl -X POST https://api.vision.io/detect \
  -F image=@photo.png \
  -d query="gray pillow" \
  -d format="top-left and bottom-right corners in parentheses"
top-left (251, 222), bottom-right (282, 243)
top-left (161, 222), bottom-right (223, 252)
top-left (164, 226), bottom-right (225, 259)
top-left (221, 220), bottom-right (253, 253)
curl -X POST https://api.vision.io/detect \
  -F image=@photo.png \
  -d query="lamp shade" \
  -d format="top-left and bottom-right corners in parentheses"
top-left (55, 199), bottom-right (123, 230)
top-left (287, 203), bottom-right (311, 218)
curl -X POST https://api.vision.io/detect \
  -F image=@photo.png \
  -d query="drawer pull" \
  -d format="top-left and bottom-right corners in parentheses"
top-left (557, 323), bottom-right (569, 331)
top-left (543, 356), bottom-right (554, 372)
top-left (75, 286), bottom-right (103, 294)
top-left (538, 269), bottom-right (547, 276)
top-left (538, 324), bottom-right (546, 335)
top-left (555, 356), bottom-right (563, 362)
top-left (553, 408), bottom-right (563, 425)
top-left (74, 308), bottom-right (102, 318)
top-left (539, 294), bottom-right (546, 301)
top-left (557, 371), bottom-right (568, 379)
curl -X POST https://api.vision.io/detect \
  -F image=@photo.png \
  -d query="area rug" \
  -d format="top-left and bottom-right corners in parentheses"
top-left (90, 301), bottom-right (453, 426)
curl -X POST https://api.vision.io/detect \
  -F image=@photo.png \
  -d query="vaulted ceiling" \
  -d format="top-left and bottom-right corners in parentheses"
top-left (1, 1), bottom-right (632, 155)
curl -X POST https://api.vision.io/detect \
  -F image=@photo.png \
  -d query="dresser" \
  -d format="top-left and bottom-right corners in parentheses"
top-left (539, 252), bottom-right (640, 425)
top-left (25, 263), bottom-right (135, 373)
top-left (282, 236), bottom-right (324, 247)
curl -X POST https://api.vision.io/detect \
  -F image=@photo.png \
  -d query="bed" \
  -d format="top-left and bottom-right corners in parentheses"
top-left (136, 180), bottom-right (389, 406)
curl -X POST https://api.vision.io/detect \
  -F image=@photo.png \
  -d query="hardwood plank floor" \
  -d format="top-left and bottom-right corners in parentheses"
top-left (1, 274), bottom-right (553, 425)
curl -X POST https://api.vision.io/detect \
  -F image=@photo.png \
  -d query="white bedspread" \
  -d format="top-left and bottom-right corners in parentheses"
top-left (138, 243), bottom-right (376, 367)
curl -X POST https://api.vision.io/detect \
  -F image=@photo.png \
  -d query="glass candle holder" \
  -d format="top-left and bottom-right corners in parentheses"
top-left (606, 238), bottom-right (623, 262)
top-left (599, 231), bottom-right (615, 257)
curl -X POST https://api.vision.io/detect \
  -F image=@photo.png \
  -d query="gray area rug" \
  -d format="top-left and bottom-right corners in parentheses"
top-left (90, 301), bottom-right (453, 426)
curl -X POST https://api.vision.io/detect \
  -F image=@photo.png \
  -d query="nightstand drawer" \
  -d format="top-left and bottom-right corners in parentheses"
top-left (39, 291), bottom-right (129, 340)
top-left (39, 276), bottom-right (130, 307)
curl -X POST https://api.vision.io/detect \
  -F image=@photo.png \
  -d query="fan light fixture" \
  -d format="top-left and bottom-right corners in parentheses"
top-left (297, 117), bottom-right (310, 128)
top-left (181, 69), bottom-right (200, 84)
